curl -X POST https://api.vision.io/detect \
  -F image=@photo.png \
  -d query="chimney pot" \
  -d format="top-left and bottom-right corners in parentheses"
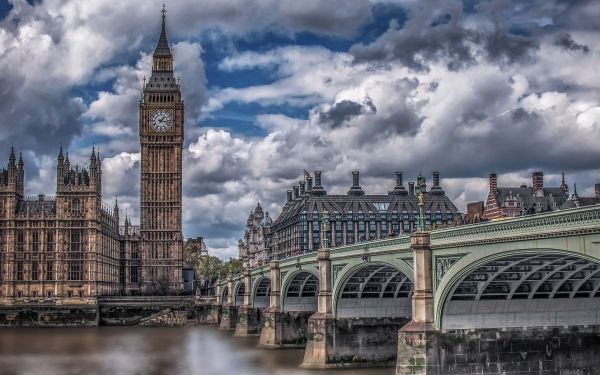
top-left (433, 171), bottom-right (440, 187)
top-left (489, 173), bottom-right (498, 193)
top-left (293, 186), bottom-right (299, 199)
top-left (532, 171), bottom-right (544, 192)
top-left (314, 171), bottom-right (322, 187)
top-left (352, 170), bottom-right (360, 187)
top-left (286, 190), bottom-right (292, 203)
top-left (396, 172), bottom-right (403, 187)
top-left (306, 177), bottom-right (313, 192)
top-left (299, 182), bottom-right (306, 196)
top-left (409, 182), bottom-right (415, 195)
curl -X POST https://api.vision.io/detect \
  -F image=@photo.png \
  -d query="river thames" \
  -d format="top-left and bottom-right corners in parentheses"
top-left (0, 326), bottom-right (394, 375)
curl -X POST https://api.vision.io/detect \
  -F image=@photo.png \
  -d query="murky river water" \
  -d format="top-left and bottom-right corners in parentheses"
top-left (0, 326), bottom-right (394, 375)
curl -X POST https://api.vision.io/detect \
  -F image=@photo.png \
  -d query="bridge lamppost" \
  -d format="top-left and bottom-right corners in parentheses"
top-left (301, 210), bottom-right (334, 368)
top-left (396, 186), bottom-right (437, 374)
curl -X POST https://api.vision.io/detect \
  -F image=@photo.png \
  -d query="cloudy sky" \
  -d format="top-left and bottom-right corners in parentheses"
top-left (0, 0), bottom-right (599, 258)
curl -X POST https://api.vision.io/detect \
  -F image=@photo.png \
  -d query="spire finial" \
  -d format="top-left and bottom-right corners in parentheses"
top-left (162, 4), bottom-right (166, 19)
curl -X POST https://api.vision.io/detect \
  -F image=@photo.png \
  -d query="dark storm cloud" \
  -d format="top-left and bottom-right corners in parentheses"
top-left (0, 75), bottom-right (85, 167)
top-left (317, 98), bottom-right (376, 128)
top-left (553, 33), bottom-right (590, 53)
top-left (350, 1), bottom-right (543, 71)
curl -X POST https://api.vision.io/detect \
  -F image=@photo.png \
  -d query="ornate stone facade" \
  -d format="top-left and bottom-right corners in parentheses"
top-left (0, 9), bottom-right (185, 301)
top-left (0, 148), bottom-right (120, 302)
top-left (238, 203), bottom-right (272, 268)
top-left (138, 9), bottom-right (184, 293)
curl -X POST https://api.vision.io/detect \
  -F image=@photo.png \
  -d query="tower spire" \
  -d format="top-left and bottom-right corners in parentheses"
top-left (154, 4), bottom-right (171, 57)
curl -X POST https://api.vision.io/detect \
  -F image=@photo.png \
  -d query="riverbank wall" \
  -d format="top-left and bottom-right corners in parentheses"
top-left (0, 296), bottom-right (217, 327)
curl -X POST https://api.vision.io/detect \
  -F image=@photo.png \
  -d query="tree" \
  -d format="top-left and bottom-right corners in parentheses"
top-left (221, 258), bottom-right (243, 278)
top-left (195, 256), bottom-right (224, 287)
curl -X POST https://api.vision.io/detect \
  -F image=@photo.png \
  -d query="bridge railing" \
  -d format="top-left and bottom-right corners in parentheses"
top-left (240, 205), bottom-right (600, 278)
top-left (429, 204), bottom-right (600, 247)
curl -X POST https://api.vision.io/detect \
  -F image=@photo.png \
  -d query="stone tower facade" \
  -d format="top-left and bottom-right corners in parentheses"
top-left (139, 8), bottom-right (184, 293)
top-left (0, 147), bottom-right (121, 303)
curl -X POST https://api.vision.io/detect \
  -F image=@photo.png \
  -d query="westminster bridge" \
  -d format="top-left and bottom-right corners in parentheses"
top-left (213, 204), bottom-right (600, 374)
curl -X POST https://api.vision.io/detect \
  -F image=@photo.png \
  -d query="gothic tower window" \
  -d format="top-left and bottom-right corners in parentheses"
top-left (71, 198), bottom-right (82, 217)
top-left (31, 261), bottom-right (38, 280)
top-left (46, 230), bottom-right (53, 252)
top-left (16, 261), bottom-right (23, 281)
top-left (46, 261), bottom-right (53, 281)
top-left (16, 229), bottom-right (24, 252)
top-left (32, 230), bottom-right (39, 252)
top-left (68, 229), bottom-right (83, 281)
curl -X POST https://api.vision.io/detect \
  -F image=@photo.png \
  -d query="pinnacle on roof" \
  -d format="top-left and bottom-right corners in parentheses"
top-left (58, 146), bottom-right (64, 161)
top-left (153, 4), bottom-right (172, 56)
top-left (9, 146), bottom-right (15, 163)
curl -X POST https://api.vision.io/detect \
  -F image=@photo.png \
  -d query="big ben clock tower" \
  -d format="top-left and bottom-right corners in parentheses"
top-left (139, 7), bottom-right (183, 293)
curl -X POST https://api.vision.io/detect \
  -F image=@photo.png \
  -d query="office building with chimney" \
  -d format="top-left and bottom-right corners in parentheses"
top-left (269, 171), bottom-right (462, 259)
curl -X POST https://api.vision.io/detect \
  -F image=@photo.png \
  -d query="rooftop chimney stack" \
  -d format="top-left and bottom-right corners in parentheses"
top-left (433, 171), bottom-right (440, 187)
top-left (396, 172), bottom-right (403, 187)
top-left (389, 171), bottom-right (408, 195)
top-left (293, 186), bottom-right (299, 200)
top-left (299, 181), bottom-right (306, 196)
top-left (311, 170), bottom-right (327, 196)
top-left (347, 170), bottom-right (365, 195)
top-left (532, 171), bottom-right (544, 196)
top-left (489, 173), bottom-right (498, 193)
top-left (286, 190), bottom-right (293, 203)
top-left (429, 171), bottom-right (445, 195)
top-left (306, 176), bottom-right (313, 192)
top-left (409, 182), bottom-right (415, 195)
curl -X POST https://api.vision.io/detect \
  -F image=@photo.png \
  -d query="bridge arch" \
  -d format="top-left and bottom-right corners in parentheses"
top-left (220, 286), bottom-right (228, 306)
top-left (281, 270), bottom-right (319, 312)
top-left (333, 261), bottom-right (413, 319)
top-left (234, 282), bottom-right (245, 306)
top-left (252, 277), bottom-right (271, 309)
top-left (436, 249), bottom-right (600, 329)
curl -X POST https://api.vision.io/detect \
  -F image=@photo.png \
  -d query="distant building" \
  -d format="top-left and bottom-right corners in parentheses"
top-left (560, 183), bottom-right (600, 209)
top-left (238, 204), bottom-right (272, 268)
top-left (484, 171), bottom-right (599, 220)
top-left (270, 170), bottom-right (462, 259)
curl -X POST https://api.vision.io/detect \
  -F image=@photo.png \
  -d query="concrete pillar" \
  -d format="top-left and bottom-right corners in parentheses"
top-left (301, 247), bottom-right (334, 367)
top-left (219, 275), bottom-right (237, 330)
top-left (396, 231), bottom-right (438, 375)
top-left (235, 269), bottom-right (261, 336)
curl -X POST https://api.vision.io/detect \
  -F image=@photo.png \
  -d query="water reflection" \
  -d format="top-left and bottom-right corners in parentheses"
top-left (0, 326), bottom-right (394, 375)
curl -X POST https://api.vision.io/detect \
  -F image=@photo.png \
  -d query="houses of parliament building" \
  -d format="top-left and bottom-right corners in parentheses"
top-left (0, 10), bottom-right (183, 302)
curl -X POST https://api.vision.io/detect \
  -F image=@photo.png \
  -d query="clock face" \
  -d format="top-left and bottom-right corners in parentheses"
top-left (150, 109), bottom-right (173, 132)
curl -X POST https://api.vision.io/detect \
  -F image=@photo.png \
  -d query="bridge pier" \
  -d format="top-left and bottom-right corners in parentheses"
top-left (259, 260), bottom-right (313, 348)
top-left (301, 247), bottom-right (335, 367)
top-left (234, 269), bottom-right (262, 336)
top-left (396, 231), bottom-right (438, 375)
top-left (219, 276), bottom-right (237, 330)
top-left (206, 284), bottom-right (222, 325)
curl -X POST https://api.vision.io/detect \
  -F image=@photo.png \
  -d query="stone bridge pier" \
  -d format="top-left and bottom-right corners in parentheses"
top-left (259, 261), bottom-right (317, 349)
top-left (234, 267), bottom-right (265, 337)
top-left (219, 276), bottom-right (237, 330)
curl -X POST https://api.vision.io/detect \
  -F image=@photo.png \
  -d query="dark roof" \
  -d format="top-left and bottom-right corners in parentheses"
top-left (560, 197), bottom-right (600, 209)
top-left (17, 198), bottom-right (56, 216)
top-left (273, 192), bottom-right (460, 228)
top-left (494, 187), bottom-right (568, 210)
